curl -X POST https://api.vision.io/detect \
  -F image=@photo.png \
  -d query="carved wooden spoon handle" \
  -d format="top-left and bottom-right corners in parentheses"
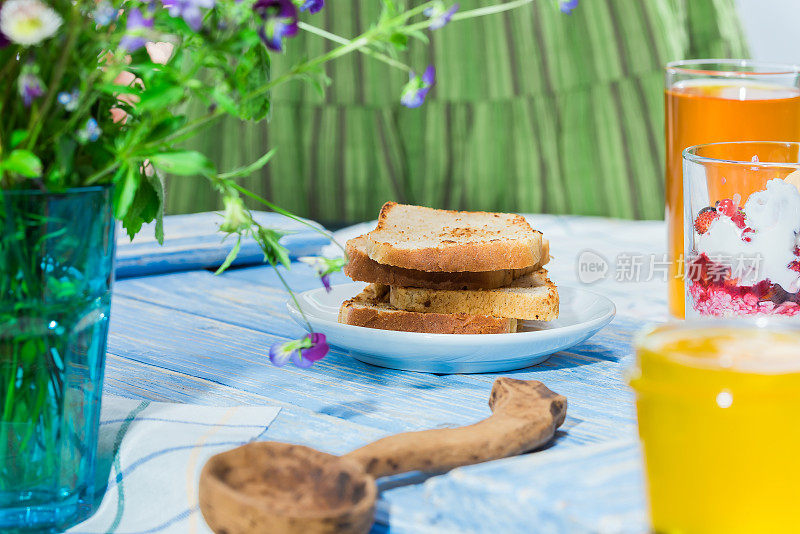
top-left (342, 378), bottom-right (567, 479)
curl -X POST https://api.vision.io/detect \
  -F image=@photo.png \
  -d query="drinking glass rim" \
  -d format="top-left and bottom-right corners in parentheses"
top-left (634, 318), bottom-right (800, 374)
top-left (682, 141), bottom-right (800, 168)
top-left (666, 58), bottom-right (800, 77)
top-left (0, 184), bottom-right (111, 197)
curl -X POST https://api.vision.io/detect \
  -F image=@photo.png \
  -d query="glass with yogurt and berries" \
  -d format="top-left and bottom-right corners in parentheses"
top-left (683, 141), bottom-right (800, 317)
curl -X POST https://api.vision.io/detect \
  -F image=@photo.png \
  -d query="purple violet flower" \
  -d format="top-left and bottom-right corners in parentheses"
top-left (269, 333), bottom-right (329, 368)
top-left (319, 272), bottom-right (331, 292)
top-left (18, 73), bottom-right (44, 107)
top-left (162, 0), bottom-right (214, 31)
top-left (559, 0), bottom-right (578, 14)
top-left (120, 8), bottom-right (153, 52)
top-left (424, 3), bottom-right (458, 30)
top-left (253, 0), bottom-right (297, 52)
top-left (299, 0), bottom-right (323, 14)
top-left (400, 65), bottom-right (435, 108)
top-left (298, 255), bottom-right (345, 293)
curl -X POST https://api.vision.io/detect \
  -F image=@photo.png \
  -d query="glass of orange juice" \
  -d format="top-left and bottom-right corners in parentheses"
top-left (629, 321), bottom-right (800, 533)
top-left (665, 60), bottom-right (800, 319)
top-left (683, 141), bottom-right (800, 318)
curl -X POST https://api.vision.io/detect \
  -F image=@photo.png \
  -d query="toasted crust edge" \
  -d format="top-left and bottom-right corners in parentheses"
top-left (389, 273), bottom-right (560, 321)
top-left (344, 236), bottom-right (542, 290)
top-left (338, 285), bottom-right (517, 334)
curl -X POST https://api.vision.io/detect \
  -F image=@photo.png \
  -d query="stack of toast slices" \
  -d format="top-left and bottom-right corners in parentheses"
top-left (337, 202), bottom-right (559, 334)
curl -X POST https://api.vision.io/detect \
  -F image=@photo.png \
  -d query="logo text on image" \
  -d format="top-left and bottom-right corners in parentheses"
top-left (577, 249), bottom-right (609, 284)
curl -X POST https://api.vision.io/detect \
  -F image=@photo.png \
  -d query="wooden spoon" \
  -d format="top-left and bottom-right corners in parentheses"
top-left (199, 378), bottom-right (567, 534)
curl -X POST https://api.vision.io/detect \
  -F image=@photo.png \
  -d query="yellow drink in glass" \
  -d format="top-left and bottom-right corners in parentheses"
top-left (629, 321), bottom-right (800, 533)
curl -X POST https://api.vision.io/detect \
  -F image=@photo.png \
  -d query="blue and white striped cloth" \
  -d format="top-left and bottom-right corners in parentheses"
top-left (69, 398), bottom-right (280, 534)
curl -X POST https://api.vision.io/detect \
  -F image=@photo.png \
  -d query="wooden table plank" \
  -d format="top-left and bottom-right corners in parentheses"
top-left (109, 269), bottom-right (642, 449)
top-left (382, 439), bottom-right (647, 533)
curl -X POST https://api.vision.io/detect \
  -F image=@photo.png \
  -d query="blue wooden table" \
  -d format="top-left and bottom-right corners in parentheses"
top-left (106, 212), bottom-right (669, 533)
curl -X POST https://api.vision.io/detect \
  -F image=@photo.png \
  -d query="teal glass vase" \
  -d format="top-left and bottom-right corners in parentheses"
top-left (0, 186), bottom-right (115, 531)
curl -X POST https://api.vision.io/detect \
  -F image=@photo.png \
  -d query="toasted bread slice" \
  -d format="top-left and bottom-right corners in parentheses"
top-left (338, 284), bottom-right (518, 334)
top-left (362, 202), bottom-right (544, 272)
top-left (344, 235), bottom-right (550, 290)
top-left (389, 269), bottom-right (559, 321)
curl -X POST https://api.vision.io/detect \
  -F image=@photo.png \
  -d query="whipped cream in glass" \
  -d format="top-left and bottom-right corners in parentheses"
top-left (697, 178), bottom-right (800, 291)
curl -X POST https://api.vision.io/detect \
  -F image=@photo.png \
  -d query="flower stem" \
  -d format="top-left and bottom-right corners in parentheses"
top-left (402, 0), bottom-right (535, 33)
top-left (24, 3), bottom-right (83, 151)
top-left (297, 22), bottom-right (412, 73)
top-left (451, 0), bottom-right (536, 20)
top-left (85, 161), bottom-right (121, 185)
top-left (262, 240), bottom-right (314, 332)
top-left (230, 182), bottom-right (347, 257)
top-left (0, 55), bottom-right (16, 88)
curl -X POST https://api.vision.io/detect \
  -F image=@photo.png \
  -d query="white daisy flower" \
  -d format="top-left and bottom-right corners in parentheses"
top-left (0, 0), bottom-right (63, 46)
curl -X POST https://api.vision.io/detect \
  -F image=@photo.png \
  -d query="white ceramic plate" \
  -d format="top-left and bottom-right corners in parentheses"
top-left (287, 283), bottom-right (616, 373)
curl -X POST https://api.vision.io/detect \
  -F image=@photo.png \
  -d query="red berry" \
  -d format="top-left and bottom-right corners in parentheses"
top-left (741, 227), bottom-right (755, 242)
top-left (694, 207), bottom-right (719, 235)
top-left (717, 198), bottom-right (737, 217)
top-left (790, 261), bottom-right (800, 273)
top-left (794, 246), bottom-right (800, 257)
top-left (730, 208), bottom-right (746, 229)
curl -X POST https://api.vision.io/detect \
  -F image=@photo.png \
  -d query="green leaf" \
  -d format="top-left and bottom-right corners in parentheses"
top-left (389, 32), bottom-right (408, 50)
top-left (296, 68), bottom-right (331, 100)
top-left (136, 84), bottom-right (184, 112)
top-left (121, 169), bottom-right (164, 242)
top-left (380, 0), bottom-right (401, 20)
top-left (406, 30), bottom-right (429, 44)
top-left (113, 166), bottom-right (139, 220)
top-left (9, 131), bottom-right (27, 149)
top-left (145, 116), bottom-right (188, 143)
top-left (125, 62), bottom-right (170, 79)
top-left (257, 228), bottom-right (290, 268)
top-left (55, 136), bottom-right (77, 177)
top-left (236, 44), bottom-right (271, 121)
top-left (211, 86), bottom-right (238, 116)
top-left (218, 148), bottom-right (276, 179)
top-left (149, 150), bottom-right (215, 177)
top-left (2, 150), bottom-right (42, 177)
top-left (95, 83), bottom-right (143, 96)
top-left (214, 236), bottom-right (242, 275)
top-left (21, 339), bottom-right (43, 364)
top-left (149, 172), bottom-right (165, 244)
top-left (321, 256), bottom-right (347, 276)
